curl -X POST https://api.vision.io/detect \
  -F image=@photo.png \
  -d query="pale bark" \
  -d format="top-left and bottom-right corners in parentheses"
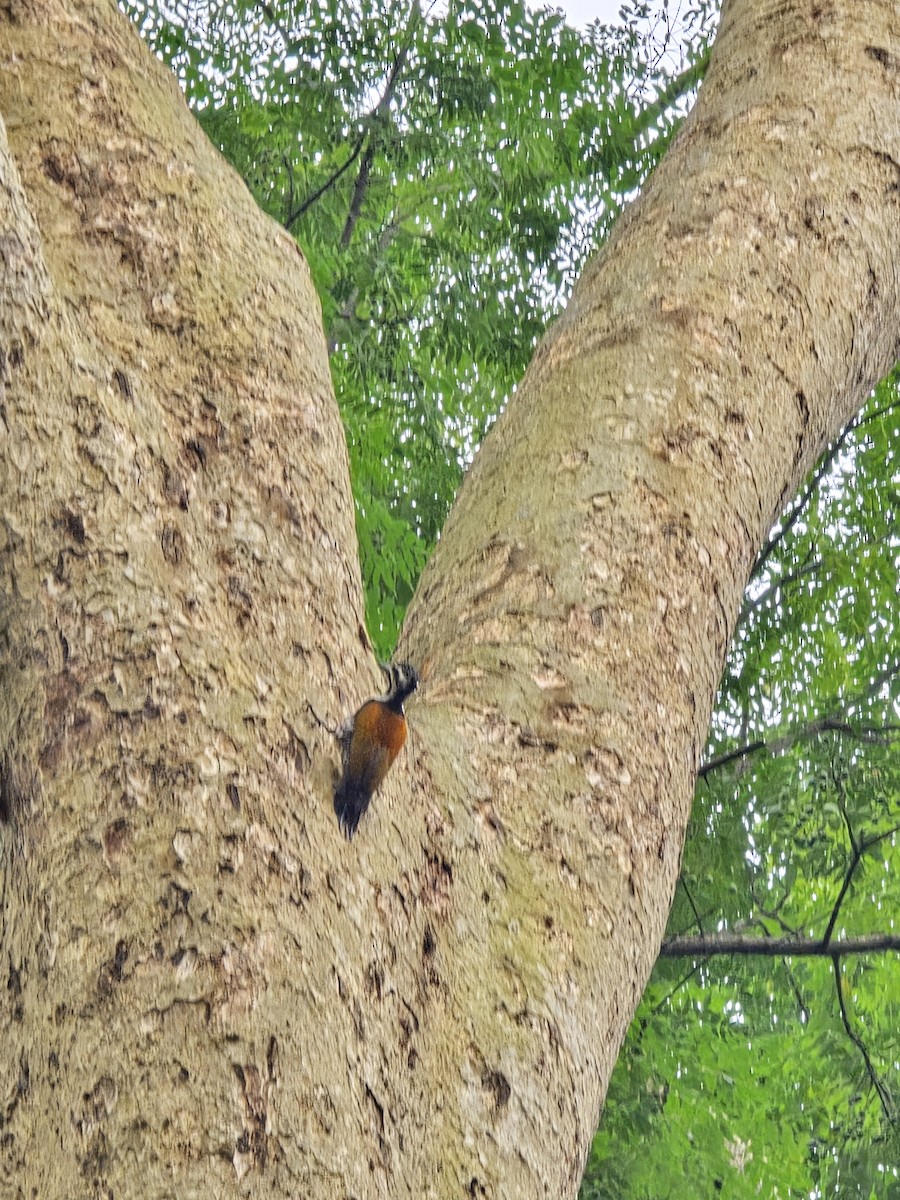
top-left (1, 0), bottom-right (898, 1197)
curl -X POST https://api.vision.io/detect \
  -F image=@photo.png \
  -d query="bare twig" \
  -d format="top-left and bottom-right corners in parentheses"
top-left (285, 137), bottom-right (365, 230)
top-left (678, 875), bottom-right (705, 938)
top-left (700, 662), bottom-right (900, 778)
top-left (849, 659), bottom-right (900, 711)
top-left (822, 818), bottom-right (900, 948)
top-left (855, 394), bottom-right (900, 430)
top-left (699, 716), bottom-right (897, 778)
top-left (699, 739), bottom-right (766, 778)
top-left (651, 960), bottom-right (706, 1015)
top-left (282, 1), bottom-right (422, 233)
top-left (660, 932), bottom-right (900, 958)
top-left (832, 955), bottom-right (896, 1124)
top-left (632, 50), bottom-right (710, 137)
top-left (663, 812), bottom-right (900, 961)
top-left (258, 0), bottom-right (292, 55)
top-left (750, 388), bottom-right (899, 582)
top-left (327, 220), bottom-right (400, 353)
top-left (783, 959), bottom-right (811, 1025)
top-left (821, 782), bottom-right (861, 948)
top-left (752, 415), bottom-right (860, 580)
top-left (340, 1), bottom-right (421, 249)
top-left (741, 552), bottom-right (820, 619)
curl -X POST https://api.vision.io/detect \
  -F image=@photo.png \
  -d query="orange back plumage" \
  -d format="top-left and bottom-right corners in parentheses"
top-left (346, 699), bottom-right (407, 794)
top-left (333, 662), bottom-right (418, 838)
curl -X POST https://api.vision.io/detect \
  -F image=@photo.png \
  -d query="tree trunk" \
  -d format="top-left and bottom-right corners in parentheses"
top-left (1, 0), bottom-right (897, 1196)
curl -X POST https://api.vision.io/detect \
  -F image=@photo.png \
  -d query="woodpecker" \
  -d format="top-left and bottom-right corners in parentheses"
top-left (333, 662), bottom-right (418, 839)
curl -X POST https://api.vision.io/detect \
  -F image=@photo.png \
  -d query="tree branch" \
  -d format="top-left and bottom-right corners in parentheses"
top-left (831, 955), bottom-right (897, 1124)
top-left (339, 2), bottom-right (420, 249)
top-left (740, 551), bottom-right (820, 619)
top-left (783, 958), bottom-right (811, 1025)
top-left (751, 413), bottom-right (860, 580)
top-left (651, 960), bottom-right (705, 1015)
top-left (855, 393), bottom-right (900, 429)
top-left (328, 220), bottom-right (400, 352)
top-left (823, 805), bottom-right (900, 947)
top-left (678, 874), bottom-right (705, 937)
top-left (631, 50), bottom-right (711, 137)
top-left (821, 781), bottom-right (861, 947)
top-left (698, 738), bottom-right (766, 778)
top-left (700, 662), bottom-right (900, 778)
top-left (660, 932), bottom-right (900, 958)
top-left (257, 0), bottom-right (290, 54)
top-left (666, 813), bottom-right (900, 963)
top-left (749, 389), bottom-right (898, 583)
top-left (285, 137), bottom-right (365, 231)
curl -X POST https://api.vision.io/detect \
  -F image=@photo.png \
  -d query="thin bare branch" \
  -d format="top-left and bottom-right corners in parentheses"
top-left (328, 221), bottom-right (400, 353)
top-left (631, 50), bottom-right (711, 137)
top-left (750, 389), bottom-right (899, 583)
top-left (832, 956), bottom-right (897, 1124)
top-left (740, 553), bottom-right (820, 619)
top-left (821, 773), bottom-right (860, 946)
top-left (823, 820), bottom-right (900, 948)
top-left (699, 739), bottom-right (766, 778)
top-left (660, 931), bottom-right (900, 958)
top-left (678, 874), bottom-right (705, 937)
top-left (783, 959), bottom-right (811, 1025)
top-left (651, 960), bottom-right (705, 1015)
top-left (752, 415), bottom-right (860, 579)
top-left (340, 2), bottom-right (420, 249)
top-left (257, 0), bottom-right (292, 55)
top-left (855, 393), bottom-right (900, 429)
top-left (700, 662), bottom-right (900, 778)
top-left (285, 138), bottom-right (365, 231)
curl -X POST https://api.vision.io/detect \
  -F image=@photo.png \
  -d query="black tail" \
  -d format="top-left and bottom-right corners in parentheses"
top-left (334, 780), bottom-right (371, 840)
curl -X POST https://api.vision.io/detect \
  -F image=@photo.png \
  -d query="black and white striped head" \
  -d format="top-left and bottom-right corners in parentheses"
top-left (380, 662), bottom-right (418, 712)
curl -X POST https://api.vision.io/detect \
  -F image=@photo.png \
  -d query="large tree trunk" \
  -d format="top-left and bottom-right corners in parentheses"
top-left (1, 0), bottom-right (897, 1195)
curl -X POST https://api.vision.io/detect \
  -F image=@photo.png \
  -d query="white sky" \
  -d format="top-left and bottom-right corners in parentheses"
top-left (425, 0), bottom-right (629, 29)
top-left (558, 0), bottom-right (627, 24)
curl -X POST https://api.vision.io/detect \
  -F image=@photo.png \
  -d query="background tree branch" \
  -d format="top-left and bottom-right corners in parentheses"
top-left (660, 933), bottom-right (900, 958)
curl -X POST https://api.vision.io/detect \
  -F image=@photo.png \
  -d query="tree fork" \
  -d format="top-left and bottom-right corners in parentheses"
top-left (1, 0), bottom-right (899, 1198)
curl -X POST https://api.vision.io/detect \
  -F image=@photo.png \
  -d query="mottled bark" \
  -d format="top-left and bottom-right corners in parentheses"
top-left (1, 0), bottom-right (898, 1198)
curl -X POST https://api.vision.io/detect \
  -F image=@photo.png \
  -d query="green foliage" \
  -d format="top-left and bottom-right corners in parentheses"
top-left (122, 0), bottom-right (711, 654)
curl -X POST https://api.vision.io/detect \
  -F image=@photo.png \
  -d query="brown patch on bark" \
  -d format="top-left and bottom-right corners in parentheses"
top-left (482, 1067), bottom-right (511, 1113)
top-left (0, 755), bottom-right (39, 824)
